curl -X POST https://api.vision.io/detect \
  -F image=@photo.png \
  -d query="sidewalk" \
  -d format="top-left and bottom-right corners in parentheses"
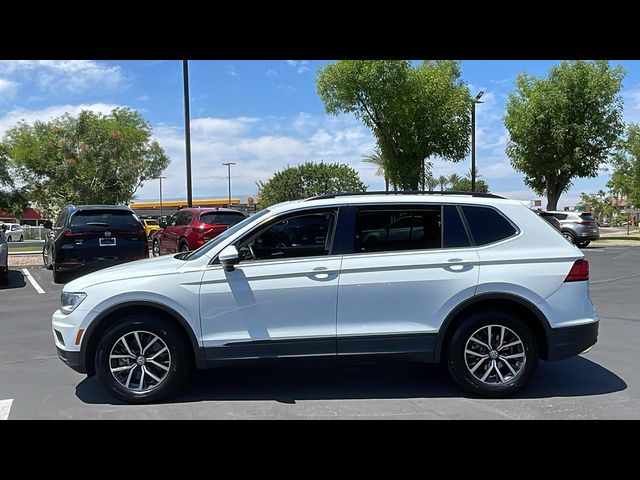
top-left (8, 255), bottom-right (42, 267)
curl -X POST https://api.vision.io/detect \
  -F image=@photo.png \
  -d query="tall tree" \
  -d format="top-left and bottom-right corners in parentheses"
top-left (425, 176), bottom-right (439, 192)
top-left (608, 124), bottom-right (640, 207)
top-left (256, 161), bottom-right (367, 208)
top-left (2, 108), bottom-right (170, 215)
top-left (504, 60), bottom-right (625, 210)
top-left (437, 175), bottom-right (449, 192)
top-left (362, 149), bottom-right (391, 191)
top-left (317, 60), bottom-right (471, 190)
top-left (0, 144), bottom-right (29, 216)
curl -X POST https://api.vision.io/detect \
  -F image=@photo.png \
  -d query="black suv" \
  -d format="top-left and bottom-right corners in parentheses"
top-left (43, 205), bottom-right (149, 283)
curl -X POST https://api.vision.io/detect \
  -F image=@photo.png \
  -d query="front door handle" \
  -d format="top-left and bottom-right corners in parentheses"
top-left (446, 258), bottom-right (469, 272)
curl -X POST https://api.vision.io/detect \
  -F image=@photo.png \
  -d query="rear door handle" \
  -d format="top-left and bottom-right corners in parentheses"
top-left (446, 258), bottom-right (469, 271)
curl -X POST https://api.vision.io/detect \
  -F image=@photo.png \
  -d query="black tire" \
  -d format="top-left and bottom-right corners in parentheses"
top-left (19, 235), bottom-right (23, 242)
top-left (152, 238), bottom-right (160, 257)
top-left (52, 266), bottom-right (66, 284)
top-left (562, 231), bottom-right (576, 244)
top-left (95, 314), bottom-right (191, 404)
top-left (0, 271), bottom-right (8, 286)
top-left (577, 240), bottom-right (590, 248)
top-left (6, 235), bottom-right (11, 242)
top-left (179, 241), bottom-right (190, 253)
top-left (447, 310), bottom-right (538, 398)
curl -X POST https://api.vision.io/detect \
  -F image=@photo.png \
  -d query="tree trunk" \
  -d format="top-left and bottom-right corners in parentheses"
top-left (545, 178), bottom-right (563, 211)
top-left (385, 177), bottom-right (389, 192)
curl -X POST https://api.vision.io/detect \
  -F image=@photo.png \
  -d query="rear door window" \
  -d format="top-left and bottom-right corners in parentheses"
top-left (461, 206), bottom-right (517, 246)
top-left (355, 207), bottom-right (442, 253)
top-left (443, 205), bottom-right (471, 248)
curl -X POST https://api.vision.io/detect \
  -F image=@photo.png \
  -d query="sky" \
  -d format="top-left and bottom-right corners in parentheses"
top-left (2, 59), bottom-right (640, 208)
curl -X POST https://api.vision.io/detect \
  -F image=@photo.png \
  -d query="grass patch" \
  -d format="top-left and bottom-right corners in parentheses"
top-left (7, 244), bottom-right (43, 253)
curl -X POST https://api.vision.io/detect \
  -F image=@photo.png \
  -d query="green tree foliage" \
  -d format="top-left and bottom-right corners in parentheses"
top-left (317, 60), bottom-right (471, 190)
top-left (437, 175), bottom-right (449, 192)
top-left (0, 143), bottom-right (29, 216)
top-left (504, 60), bottom-right (625, 211)
top-left (2, 108), bottom-right (170, 215)
top-left (450, 177), bottom-right (490, 193)
top-left (256, 161), bottom-right (367, 208)
top-left (579, 192), bottom-right (615, 224)
top-left (608, 124), bottom-right (640, 207)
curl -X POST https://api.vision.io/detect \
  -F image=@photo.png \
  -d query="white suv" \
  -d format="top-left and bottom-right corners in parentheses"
top-left (52, 193), bottom-right (599, 403)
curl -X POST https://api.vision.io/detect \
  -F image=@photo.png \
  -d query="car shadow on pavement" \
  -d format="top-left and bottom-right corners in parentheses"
top-left (0, 270), bottom-right (27, 290)
top-left (75, 355), bottom-right (626, 406)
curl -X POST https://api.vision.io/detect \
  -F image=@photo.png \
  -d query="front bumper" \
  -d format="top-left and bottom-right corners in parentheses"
top-left (546, 320), bottom-right (599, 361)
top-left (56, 346), bottom-right (86, 373)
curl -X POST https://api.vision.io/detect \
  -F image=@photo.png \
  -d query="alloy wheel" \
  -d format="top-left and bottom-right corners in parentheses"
top-left (109, 331), bottom-right (172, 392)
top-left (464, 324), bottom-right (526, 385)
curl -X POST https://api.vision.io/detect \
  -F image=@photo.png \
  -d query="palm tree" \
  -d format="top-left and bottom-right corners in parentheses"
top-left (466, 166), bottom-right (482, 180)
top-left (437, 175), bottom-right (449, 192)
top-left (447, 173), bottom-right (462, 190)
top-left (362, 150), bottom-right (390, 192)
top-left (426, 177), bottom-right (439, 192)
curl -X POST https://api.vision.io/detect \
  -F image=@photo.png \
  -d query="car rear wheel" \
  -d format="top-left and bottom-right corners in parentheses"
top-left (577, 240), bottom-right (590, 248)
top-left (447, 310), bottom-right (538, 397)
top-left (152, 238), bottom-right (160, 257)
top-left (179, 242), bottom-right (190, 253)
top-left (43, 245), bottom-right (53, 270)
top-left (52, 266), bottom-right (67, 284)
top-left (6, 235), bottom-right (11, 242)
top-left (562, 231), bottom-right (576, 244)
top-left (95, 315), bottom-right (190, 403)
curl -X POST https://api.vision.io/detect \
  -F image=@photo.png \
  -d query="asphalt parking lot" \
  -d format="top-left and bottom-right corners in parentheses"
top-left (1, 246), bottom-right (639, 419)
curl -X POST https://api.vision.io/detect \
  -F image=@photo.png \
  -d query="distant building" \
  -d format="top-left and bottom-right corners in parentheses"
top-left (0, 207), bottom-right (44, 225)
top-left (129, 195), bottom-right (257, 218)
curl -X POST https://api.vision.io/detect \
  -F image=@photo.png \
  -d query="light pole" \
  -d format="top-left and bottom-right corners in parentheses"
top-left (155, 176), bottom-right (166, 220)
top-left (183, 60), bottom-right (193, 208)
top-left (222, 162), bottom-right (236, 208)
top-left (471, 91), bottom-right (484, 192)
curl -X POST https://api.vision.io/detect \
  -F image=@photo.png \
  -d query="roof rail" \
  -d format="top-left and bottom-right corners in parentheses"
top-left (304, 191), bottom-right (505, 201)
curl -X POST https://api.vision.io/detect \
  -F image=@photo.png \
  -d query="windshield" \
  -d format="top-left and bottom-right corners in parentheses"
top-left (182, 209), bottom-right (271, 260)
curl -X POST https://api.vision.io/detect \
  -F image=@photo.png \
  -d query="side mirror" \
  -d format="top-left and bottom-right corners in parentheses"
top-left (159, 221), bottom-right (167, 229)
top-left (43, 221), bottom-right (53, 230)
top-left (219, 245), bottom-right (240, 272)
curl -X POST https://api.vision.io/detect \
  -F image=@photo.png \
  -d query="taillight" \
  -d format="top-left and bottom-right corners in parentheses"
top-left (62, 229), bottom-right (80, 237)
top-left (194, 223), bottom-right (214, 233)
top-left (578, 221), bottom-right (593, 225)
top-left (565, 259), bottom-right (589, 282)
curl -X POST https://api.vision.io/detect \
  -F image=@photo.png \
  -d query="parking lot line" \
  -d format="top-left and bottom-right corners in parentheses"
top-left (21, 268), bottom-right (45, 294)
top-left (0, 399), bottom-right (13, 420)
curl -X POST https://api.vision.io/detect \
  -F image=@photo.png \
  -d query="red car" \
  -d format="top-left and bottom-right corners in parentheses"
top-left (152, 207), bottom-right (246, 256)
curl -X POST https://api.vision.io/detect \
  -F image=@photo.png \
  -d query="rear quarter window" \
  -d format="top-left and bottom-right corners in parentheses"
top-left (461, 206), bottom-right (518, 246)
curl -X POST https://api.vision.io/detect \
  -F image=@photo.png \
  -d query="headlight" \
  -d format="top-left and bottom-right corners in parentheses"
top-left (60, 292), bottom-right (87, 314)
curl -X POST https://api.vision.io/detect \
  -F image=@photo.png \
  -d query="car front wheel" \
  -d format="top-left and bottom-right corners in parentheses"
top-left (447, 310), bottom-right (538, 397)
top-left (95, 315), bottom-right (190, 403)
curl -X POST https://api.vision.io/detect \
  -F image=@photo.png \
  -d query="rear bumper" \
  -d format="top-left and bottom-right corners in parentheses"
top-left (546, 321), bottom-right (599, 361)
top-left (56, 258), bottom-right (143, 272)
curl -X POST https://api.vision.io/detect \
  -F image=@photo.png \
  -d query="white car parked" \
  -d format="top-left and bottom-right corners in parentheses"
top-left (2, 223), bottom-right (25, 242)
top-left (52, 192), bottom-right (599, 403)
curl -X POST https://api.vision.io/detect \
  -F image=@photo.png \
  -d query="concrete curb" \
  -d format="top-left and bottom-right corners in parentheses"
top-left (7, 251), bottom-right (41, 256)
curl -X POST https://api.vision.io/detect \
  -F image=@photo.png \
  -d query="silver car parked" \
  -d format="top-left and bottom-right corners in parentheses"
top-left (547, 211), bottom-right (600, 248)
top-left (0, 225), bottom-right (8, 285)
top-left (1, 223), bottom-right (25, 242)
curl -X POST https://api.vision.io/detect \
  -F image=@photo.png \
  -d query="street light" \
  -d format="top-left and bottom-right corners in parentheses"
top-left (183, 60), bottom-right (193, 208)
top-left (222, 162), bottom-right (236, 208)
top-left (154, 176), bottom-right (167, 220)
top-left (471, 90), bottom-right (484, 192)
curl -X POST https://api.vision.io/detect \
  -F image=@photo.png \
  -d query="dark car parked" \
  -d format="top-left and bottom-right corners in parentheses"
top-left (537, 211), bottom-right (561, 230)
top-left (152, 207), bottom-right (246, 256)
top-left (547, 211), bottom-right (600, 248)
top-left (43, 205), bottom-right (149, 283)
